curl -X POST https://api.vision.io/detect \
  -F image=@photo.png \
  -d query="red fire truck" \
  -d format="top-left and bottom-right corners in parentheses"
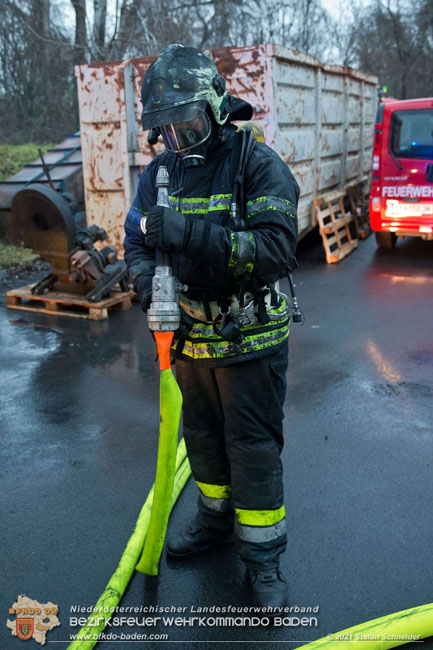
top-left (369, 97), bottom-right (433, 248)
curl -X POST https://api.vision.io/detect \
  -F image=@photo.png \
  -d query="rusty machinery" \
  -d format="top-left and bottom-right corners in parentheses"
top-left (11, 183), bottom-right (129, 302)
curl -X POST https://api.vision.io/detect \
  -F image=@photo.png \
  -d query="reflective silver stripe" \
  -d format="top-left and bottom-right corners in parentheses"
top-left (200, 494), bottom-right (231, 513)
top-left (209, 196), bottom-right (231, 210)
top-left (234, 518), bottom-right (286, 543)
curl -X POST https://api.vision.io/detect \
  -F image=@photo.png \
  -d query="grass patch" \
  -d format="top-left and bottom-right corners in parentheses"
top-left (0, 143), bottom-right (57, 181)
top-left (0, 240), bottom-right (39, 267)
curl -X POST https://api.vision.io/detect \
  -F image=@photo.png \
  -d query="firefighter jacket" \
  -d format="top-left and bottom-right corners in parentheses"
top-left (123, 126), bottom-right (299, 367)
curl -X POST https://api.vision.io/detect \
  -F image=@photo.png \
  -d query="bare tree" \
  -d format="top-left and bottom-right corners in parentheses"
top-left (325, 1), bottom-right (363, 66)
top-left (70, 0), bottom-right (87, 64)
top-left (93, 0), bottom-right (107, 52)
top-left (354, 0), bottom-right (429, 99)
top-left (3, 0), bottom-right (430, 145)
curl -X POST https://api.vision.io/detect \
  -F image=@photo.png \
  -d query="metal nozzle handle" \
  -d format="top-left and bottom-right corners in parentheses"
top-left (156, 166), bottom-right (169, 189)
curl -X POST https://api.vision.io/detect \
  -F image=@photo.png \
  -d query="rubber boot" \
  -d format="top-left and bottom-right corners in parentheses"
top-left (249, 566), bottom-right (289, 611)
top-left (166, 519), bottom-right (230, 558)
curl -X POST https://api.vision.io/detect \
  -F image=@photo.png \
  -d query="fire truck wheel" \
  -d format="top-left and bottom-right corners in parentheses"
top-left (375, 231), bottom-right (397, 249)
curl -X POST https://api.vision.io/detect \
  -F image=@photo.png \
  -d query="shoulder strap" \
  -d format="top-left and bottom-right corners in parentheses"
top-left (229, 128), bottom-right (257, 310)
top-left (230, 128), bottom-right (256, 220)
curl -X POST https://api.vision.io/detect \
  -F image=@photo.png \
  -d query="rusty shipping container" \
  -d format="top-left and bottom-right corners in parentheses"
top-left (75, 43), bottom-right (378, 249)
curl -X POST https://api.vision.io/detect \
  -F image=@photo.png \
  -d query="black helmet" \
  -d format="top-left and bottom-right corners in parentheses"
top-left (141, 44), bottom-right (231, 161)
top-left (141, 44), bottom-right (229, 132)
top-left (141, 44), bottom-right (253, 162)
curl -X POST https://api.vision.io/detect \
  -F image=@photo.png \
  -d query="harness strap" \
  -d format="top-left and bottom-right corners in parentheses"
top-left (230, 129), bottom-right (255, 220)
top-left (256, 290), bottom-right (270, 324)
top-left (218, 295), bottom-right (231, 314)
top-left (203, 300), bottom-right (213, 322)
top-left (269, 283), bottom-right (279, 307)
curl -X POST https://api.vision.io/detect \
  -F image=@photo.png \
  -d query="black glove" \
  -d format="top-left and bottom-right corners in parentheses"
top-left (134, 274), bottom-right (152, 312)
top-left (145, 206), bottom-right (192, 254)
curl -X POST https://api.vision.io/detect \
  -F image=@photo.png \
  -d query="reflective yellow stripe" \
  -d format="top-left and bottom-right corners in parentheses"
top-left (246, 195), bottom-right (294, 219)
top-left (187, 320), bottom-right (289, 343)
top-left (168, 196), bottom-right (207, 204)
top-left (179, 208), bottom-right (208, 214)
top-left (211, 193), bottom-right (232, 199)
top-left (168, 195), bottom-right (231, 205)
top-left (235, 505), bottom-right (285, 526)
top-left (196, 481), bottom-right (232, 498)
top-left (178, 327), bottom-right (289, 360)
top-left (168, 194), bottom-right (232, 216)
top-left (228, 232), bottom-right (239, 269)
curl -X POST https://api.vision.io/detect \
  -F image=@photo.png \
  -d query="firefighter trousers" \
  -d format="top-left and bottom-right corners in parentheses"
top-left (175, 341), bottom-right (289, 570)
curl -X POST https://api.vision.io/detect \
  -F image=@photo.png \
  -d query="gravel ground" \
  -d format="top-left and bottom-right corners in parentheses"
top-left (0, 258), bottom-right (52, 295)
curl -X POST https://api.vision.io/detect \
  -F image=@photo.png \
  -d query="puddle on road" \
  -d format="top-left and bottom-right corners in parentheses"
top-left (0, 317), bottom-right (61, 398)
top-left (406, 349), bottom-right (433, 367)
top-left (9, 317), bottom-right (65, 335)
top-left (372, 381), bottom-right (433, 400)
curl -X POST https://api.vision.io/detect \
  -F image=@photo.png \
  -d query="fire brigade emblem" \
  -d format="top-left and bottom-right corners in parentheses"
top-left (16, 618), bottom-right (34, 640)
top-left (7, 596), bottom-right (60, 645)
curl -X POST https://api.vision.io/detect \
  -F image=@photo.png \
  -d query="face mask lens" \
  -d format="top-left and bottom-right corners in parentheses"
top-left (161, 125), bottom-right (181, 151)
top-left (186, 129), bottom-right (198, 145)
top-left (159, 114), bottom-right (211, 153)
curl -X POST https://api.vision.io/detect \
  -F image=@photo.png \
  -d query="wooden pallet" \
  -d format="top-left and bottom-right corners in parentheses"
top-left (346, 182), bottom-right (372, 239)
top-left (6, 285), bottom-right (134, 320)
top-left (313, 190), bottom-right (358, 264)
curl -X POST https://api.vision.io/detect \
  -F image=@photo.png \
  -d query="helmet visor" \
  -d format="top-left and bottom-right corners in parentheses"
top-left (159, 113), bottom-right (211, 154)
top-left (141, 98), bottom-right (208, 131)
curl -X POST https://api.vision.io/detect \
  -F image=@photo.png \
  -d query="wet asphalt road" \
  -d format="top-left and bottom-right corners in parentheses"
top-left (1, 231), bottom-right (433, 650)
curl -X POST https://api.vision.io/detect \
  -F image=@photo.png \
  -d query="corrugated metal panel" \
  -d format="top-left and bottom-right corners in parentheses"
top-left (75, 44), bottom-right (378, 248)
top-left (272, 45), bottom-right (377, 232)
top-left (0, 134), bottom-right (84, 239)
top-left (0, 134), bottom-right (83, 208)
top-left (76, 62), bottom-right (130, 246)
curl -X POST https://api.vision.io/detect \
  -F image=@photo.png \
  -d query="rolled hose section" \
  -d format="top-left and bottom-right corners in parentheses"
top-left (298, 603), bottom-right (433, 650)
top-left (67, 439), bottom-right (191, 650)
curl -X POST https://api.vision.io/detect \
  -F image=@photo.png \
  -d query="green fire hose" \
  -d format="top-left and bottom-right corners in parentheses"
top-left (299, 603), bottom-right (433, 649)
top-left (135, 333), bottom-right (183, 575)
top-left (66, 439), bottom-right (191, 650)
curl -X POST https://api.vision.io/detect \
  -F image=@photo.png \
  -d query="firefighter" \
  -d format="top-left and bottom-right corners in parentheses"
top-left (123, 44), bottom-right (299, 609)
